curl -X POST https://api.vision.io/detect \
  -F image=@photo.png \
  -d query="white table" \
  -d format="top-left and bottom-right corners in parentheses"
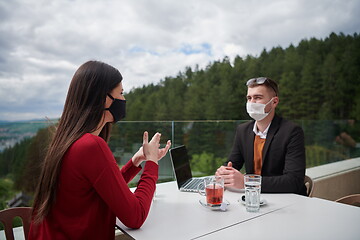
top-left (117, 181), bottom-right (325, 240)
top-left (199, 196), bottom-right (360, 240)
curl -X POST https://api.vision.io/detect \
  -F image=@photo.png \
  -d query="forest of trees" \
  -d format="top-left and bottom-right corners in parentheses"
top-left (0, 32), bottom-right (359, 209)
top-left (125, 32), bottom-right (360, 121)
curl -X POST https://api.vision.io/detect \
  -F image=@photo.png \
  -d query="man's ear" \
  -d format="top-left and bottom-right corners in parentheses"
top-left (273, 96), bottom-right (279, 105)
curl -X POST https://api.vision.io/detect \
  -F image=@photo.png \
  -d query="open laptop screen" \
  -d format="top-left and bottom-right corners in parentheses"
top-left (169, 145), bottom-right (193, 189)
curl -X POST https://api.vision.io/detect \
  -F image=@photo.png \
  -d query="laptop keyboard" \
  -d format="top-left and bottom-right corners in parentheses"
top-left (182, 178), bottom-right (204, 191)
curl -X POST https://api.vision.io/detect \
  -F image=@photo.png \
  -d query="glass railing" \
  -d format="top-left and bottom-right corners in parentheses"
top-left (109, 120), bottom-right (243, 184)
top-left (110, 120), bottom-right (360, 184)
top-left (1, 120), bottom-right (359, 185)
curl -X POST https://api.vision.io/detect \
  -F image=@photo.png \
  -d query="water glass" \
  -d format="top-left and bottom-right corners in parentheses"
top-left (244, 174), bottom-right (262, 212)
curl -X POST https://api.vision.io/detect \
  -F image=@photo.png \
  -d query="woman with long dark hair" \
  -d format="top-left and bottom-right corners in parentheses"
top-left (29, 60), bottom-right (171, 239)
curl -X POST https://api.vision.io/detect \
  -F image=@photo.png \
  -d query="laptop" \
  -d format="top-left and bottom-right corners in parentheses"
top-left (169, 145), bottom-right (204, 192)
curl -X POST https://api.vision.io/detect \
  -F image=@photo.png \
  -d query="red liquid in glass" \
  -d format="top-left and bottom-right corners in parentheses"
top-left (205, 184), bottom-right (223, 205)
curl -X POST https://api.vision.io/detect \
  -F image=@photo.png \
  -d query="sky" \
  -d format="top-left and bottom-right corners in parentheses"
top-left (0, 0), bottom-right (359, 121)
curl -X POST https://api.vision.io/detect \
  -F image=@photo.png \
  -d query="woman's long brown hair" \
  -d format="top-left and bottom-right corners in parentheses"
top-left (32, 60), bottom-right (122, 223)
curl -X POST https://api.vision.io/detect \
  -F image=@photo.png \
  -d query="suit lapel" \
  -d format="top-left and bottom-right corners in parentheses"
top-left (262, 115), bottom-right (281, 163)
top-left (245, 121), bottom-right (255, 173)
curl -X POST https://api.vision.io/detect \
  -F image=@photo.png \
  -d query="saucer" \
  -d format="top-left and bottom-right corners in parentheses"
top-left (199, 199), bottom-right (230, 211)
top-left (238, 195), bottom-right (267, 206)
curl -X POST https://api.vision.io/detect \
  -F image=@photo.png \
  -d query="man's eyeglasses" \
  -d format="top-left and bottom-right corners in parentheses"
top-left (246, 77), bottom-right (278, 96)
top-left (246, 77), bottom-right (269, 86)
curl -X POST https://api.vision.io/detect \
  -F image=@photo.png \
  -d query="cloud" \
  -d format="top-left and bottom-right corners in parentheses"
top-left (0, 0), bottom-right (359, 121)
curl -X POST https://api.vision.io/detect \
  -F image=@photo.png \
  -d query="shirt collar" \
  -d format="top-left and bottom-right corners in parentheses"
top-left (252, 121), bottom-right (271, 139)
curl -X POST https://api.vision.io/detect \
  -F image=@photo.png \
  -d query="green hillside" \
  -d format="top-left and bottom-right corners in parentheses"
top-left (125, 32), bottom-right (360, 121)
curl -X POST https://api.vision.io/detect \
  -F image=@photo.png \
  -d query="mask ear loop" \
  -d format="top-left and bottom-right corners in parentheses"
top-left (107, 93), bottom-right (115, 100)
top-left (105, 94), bottom-right (115, 110)
top-left (264, 97), bottom-right (275, 114)
top-left (265, 97), bottom-right (274, 106)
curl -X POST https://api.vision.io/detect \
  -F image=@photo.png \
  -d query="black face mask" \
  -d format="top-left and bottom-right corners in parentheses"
top-left (105, 94), bottom-right (126, 123)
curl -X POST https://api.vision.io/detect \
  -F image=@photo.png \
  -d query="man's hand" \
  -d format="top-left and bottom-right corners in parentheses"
top-left (215, 162), bottom-right (244, 189)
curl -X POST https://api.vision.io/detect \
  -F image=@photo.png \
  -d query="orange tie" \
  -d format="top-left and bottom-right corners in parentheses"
top-left (253, 135), bottom-right (266, 175)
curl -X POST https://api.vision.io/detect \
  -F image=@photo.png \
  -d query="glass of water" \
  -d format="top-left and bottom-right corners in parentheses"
top-left (244, 174), bottom-right (262, 212)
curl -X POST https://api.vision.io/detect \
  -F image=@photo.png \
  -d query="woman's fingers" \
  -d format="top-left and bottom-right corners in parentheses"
top-left (142, 132), bottom-right (171, 162)
top-left (164, 140), bottom-right (171, 152)
top-left (149, 132), bottom-right (161, 144)
top-left (157, 140), bottom-right (170, 158)
top-left (143, 131), bottom-right (149, 144)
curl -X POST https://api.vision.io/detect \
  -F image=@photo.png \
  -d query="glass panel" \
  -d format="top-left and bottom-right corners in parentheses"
top-left (109, 121), bottom-right (174, 184)
top-left (0, 120), bottom-right (359, 188)
top-left (297, 120), bottom-right (360, 168)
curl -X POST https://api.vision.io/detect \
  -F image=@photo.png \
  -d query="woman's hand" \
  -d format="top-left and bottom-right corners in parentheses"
top-left (132, 146), bottom-right (146, 167)
top-left (132, 131), bottom-right (171, 166)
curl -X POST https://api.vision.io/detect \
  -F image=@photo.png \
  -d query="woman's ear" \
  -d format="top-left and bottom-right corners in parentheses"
top-left (104, 94), bottom-right (112, 109)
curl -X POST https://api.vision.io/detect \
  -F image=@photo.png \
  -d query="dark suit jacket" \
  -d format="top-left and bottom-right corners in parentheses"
top-left (227, 115), bottom-right (307, 195)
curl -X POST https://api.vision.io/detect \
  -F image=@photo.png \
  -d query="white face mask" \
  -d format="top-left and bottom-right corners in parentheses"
top-left (246, 98), bottom-right (274, 121)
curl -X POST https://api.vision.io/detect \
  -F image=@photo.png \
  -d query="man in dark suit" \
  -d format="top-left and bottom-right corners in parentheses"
top-left (216, 77), bottom-right (307, 195)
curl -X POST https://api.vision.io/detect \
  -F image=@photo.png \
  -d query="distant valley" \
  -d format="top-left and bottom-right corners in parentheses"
top-left (0, 120), bottom-right (53, 152)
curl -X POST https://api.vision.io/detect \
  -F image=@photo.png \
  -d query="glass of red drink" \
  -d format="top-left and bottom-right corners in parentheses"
top-left (197, 176), bottom-right (224, 206)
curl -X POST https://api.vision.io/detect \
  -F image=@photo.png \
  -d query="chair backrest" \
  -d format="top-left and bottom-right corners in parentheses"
top-left (304, 175), bottom-right (314, 197)
top-left (335, 194), bottom-right (360, 207)
top-left (0, 207), bottom-right (32, 240)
